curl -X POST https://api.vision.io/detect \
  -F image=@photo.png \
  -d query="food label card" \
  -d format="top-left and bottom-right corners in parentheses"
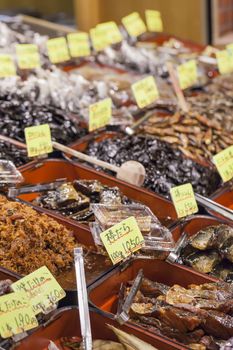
top-left (213, 145), bottom-right (233, 182)
top-left (0, 54), bottom-right (16, 77)
top-left (16, 44), bottom-right (40, 69)
top-left (47, 37), bottom-right (70, 64)
top-left (0, 291), bottom-right (38, 338)
top-left (67, 32), bottom-right (90, 57)
top-left (216, 49), bottom-right (233, 75)
top-left (100, 216), bottom-right (145, 265)
top-left (97, 21), bottom-right (123, 44)
top-left (122, 12), bottom-right (147, 37)
top-left (25, 124), bottom-right (53, 157)
top-left (177, 60), bottom-right (198, 90)
top-left (145, 10), bottom-right (163, 32)
top-left (12, 266), bottom-right (66, 315)
top-left (90, 27), bottom-right (109, 52)
top-left (170, 183), bottom-right (198, 218)
top-left (89, 98), bottom-right (112, 132)
top-left (132, 76), bottom-right (159, 108)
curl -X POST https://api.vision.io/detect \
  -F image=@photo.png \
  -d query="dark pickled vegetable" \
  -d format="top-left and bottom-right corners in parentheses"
top-left (0, 140), bottom-right (29, 167)
top-left (86, 135), bottom-right (221, 198)
top-left (0, 95), bottom-right (87, 145)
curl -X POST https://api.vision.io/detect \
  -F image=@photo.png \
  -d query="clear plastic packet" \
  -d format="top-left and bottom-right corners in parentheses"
top-left (90, 203), bottom-right (175, 252)
top-left (0, 160), bottom-right (23, 184)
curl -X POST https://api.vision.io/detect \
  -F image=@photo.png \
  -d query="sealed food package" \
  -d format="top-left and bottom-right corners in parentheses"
top-left (91, 203), bottom-right (175, 252)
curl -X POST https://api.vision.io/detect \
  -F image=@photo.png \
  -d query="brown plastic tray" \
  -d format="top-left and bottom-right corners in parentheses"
top-left (0, 266), bottom-right (19, 283)
top-left (88, 258), bottom-right (216, 349)
top-left (208, 185), bottom-right (233, 224)
top-left (171, 214), bottom-right (233, 242)
top-left (15, 307), bottom-right (182, 350)
top-left (19, 158), bottom-right (177, 226)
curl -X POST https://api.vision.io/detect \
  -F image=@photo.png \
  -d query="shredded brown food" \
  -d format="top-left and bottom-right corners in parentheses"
top-left (0, 195), bottom-right (76, 276)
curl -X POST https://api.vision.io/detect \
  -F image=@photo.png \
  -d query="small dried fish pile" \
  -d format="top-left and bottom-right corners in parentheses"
top-left (0, 279), bottom-right (12, 296)
top-left (33, 180), bottom-right (131, 224)
top-left (141, 111), bottom-right (233, 162)
top-left (86, 135), bottom-right (221, 198)
top-left (123, 275), bottom-right (233, 349)
top-left (0, 140), bottom-right (29, 167)
top-left (187, 89), bottom-right (233, 133)
top-left (181, 224), bottom-right (233, 282)
top-left (0, 94), bottom-right (87, 145)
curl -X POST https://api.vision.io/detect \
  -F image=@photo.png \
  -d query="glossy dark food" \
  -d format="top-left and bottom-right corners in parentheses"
top-left (181, 225), bottom-right (233, 281)
top-left (0, 95), bottom-right (87, 145)
top-left (141, 111), bottom-right (233, 162)
top-left (33, 180), bottom-right (131, 224)
top-left (124, 274), bottom-right (233, 349)
top-left (86, 135), bottom-right (221, 198)
top-left (0, 140), bottom-right (29, 167)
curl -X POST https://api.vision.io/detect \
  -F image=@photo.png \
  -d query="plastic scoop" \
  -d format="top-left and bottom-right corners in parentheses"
top-left (195, 193), bottom-right (233, 222)
top-left (74, 247), bottom-right (92, 350)
top-left (53, 141), bottom-right (146, 187)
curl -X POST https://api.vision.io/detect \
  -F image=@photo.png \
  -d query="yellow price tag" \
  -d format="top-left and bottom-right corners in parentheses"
top-left (89, 98), bottom-right (112, 132)
top-left (0, 54), bottom-right (16, 78)
top-left (12, 266), bottom-right (66, 315)
top-left (46, 37), bottom-right (70, 64)
top-left (16, 44), bottom-right (40, 69)
top-left (122, 12), bottom-right (147, 37)
top-left (132, 76), bottom-right (159, 108)
top-left (97, 21), bottom-right (123, 44)
top-left (90, 27), bottom-right (109, 52)
top-left (213, 145), bottom-right (233, 182)
top-left (145, 10), bottom-right (163, 32)
top-left (100, 216), bottom-right (144, 265)
top-left (177, 60), bottom-right (198, 90)
top-left (170, 183), bottom-right (198, 218)
top-left (24, 124), bottom-right (53, 158)
top-left (216, 50), bottom-right (233, 74)
top-left (67, 32), bottom-right (90, 57)
top-left (0, 291), bottom-right (38, 338)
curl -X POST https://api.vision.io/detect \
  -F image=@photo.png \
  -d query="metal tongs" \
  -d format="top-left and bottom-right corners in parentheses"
top-left (8, 179), bottom-right (67, 198)
top-left (116, 269), bottom-right (143, 325)
top-left (74, 247), bottom-right (92, 350)
top-left (195, 193), bottom-right (233, 222)
top-left (166, 231), bottom-right (188, 263)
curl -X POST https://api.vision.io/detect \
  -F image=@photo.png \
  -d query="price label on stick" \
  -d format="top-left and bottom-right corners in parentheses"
top-left (122, 12), bottom-right (147, 37)
top-left (170, 183), bottom-right (198, 218)
top-left (216, 50), bottom-right (233, 75)
top-left (97, 21), bottom-right (123, 44)
top-left (145, 10), bottom-right (163, 32)
top-left (100, 216), bottom-right (144, 265)
top-left (89, 98), bottom-right (112, 132)
top-left (177, 60), bottom-right (198, 90)
top-left (16, 44), bottom-right (40, 69)
top-left (0, 54), bottom-right (16, 77)
top-left (46, 37), bottom-right (70, 64)
top-left (0, 291), bottom-right (38, 338)
top-left (67, 32), bottom-right (90, 57)
top-left (25, 124), bottom-right (53, 158)
top-left (132, 76), bottom-right (159, 108)
top-left (12, 266), bottom-right (66, 315)
top-left (213, 145), bottom-right (233, 182)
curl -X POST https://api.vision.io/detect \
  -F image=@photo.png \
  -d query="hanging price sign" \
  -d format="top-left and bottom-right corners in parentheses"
top-left (122, 12), bottom-right (147, 37)
top-left (16, 44), bottom-right (40, 69)
top-left (0, 291), bottom-right (38, 338)
top-left (132, 76), bottom-right (159, 108)
top-left (100, 216), bottom-right (145, 265)
top-left (170, 183), bottom-right (198, 218)
top-left (12, 266), bottom-right (66, 315)
top-left (177, 60), bottom-right (198, 90)
top-left (97, 21), bottom-right (123, 44)
top-left (89, 98), bottom-right (112, 132)
top-left (24, 124), bottom-right (53, 157)
top-left (216, 50), bottom-right (233, 75)
top-left (67, 32), bottom-right (90, 57)
top-left (0, 54), bottom-right (16, 77)
top-left (145, 10), bottom-right (163, 32)
top-left (213, 145), bottom-right (233, 182)
top-left (46, 37), bottom-right (70, 64)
